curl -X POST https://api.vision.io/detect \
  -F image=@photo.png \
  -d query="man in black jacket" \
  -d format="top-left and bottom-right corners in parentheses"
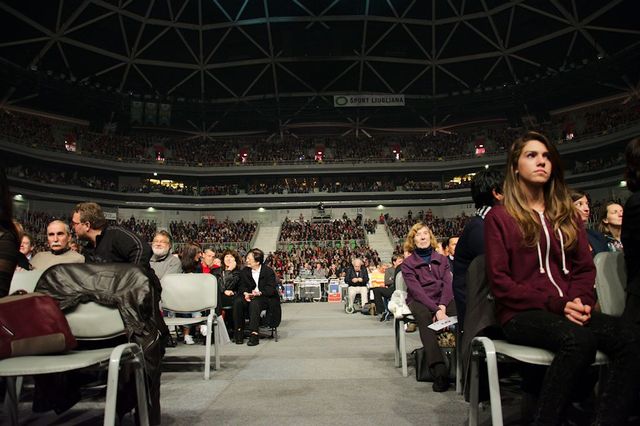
top-left (71, 202), bottom-right (152, 269)
top-left (234, 248), bottom-right (278, 346)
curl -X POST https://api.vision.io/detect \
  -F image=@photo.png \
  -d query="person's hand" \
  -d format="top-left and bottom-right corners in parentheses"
top-left (252, 289), bottom-right (261, 296)
top-left (564, 298), bottom-right (591, 325)
top-left (244, 292), bottom-right (252, 302)
top-left (224, 290), bottom-right (234, 296)
top-left (434, 308), bottom-right (448, 322)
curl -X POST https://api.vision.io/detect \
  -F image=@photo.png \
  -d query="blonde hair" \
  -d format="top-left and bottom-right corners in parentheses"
top-left (503, 131), bottom-right (579, 249)
top-left (403, 222), bottom-right (439, 253)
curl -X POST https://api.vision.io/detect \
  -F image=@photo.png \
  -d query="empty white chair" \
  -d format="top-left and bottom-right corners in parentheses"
top-left (8, 269), bottom-right (44, 294)
top-left (160, 273), bottom-right (219, 379)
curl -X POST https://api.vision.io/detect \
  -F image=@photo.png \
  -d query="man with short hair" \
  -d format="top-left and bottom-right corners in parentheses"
top-left (444, 236), bottom-right (459, 269)
top-left (19, 233), bottom-right (34, 262)
top-left (71, 202), bottom-right (151, 268)
top-left (452, 169), bottom-right (504, 329)
top-left (235, 248), bottom-right (278, 346)
top-left (30, 220), bottom-right (84, 270)
top-left (150, 230), bottom-right (182, 279)
top-left (372, 254), bottom-right (403, 321)
top-left (200, 248), bottom-right (220, 274)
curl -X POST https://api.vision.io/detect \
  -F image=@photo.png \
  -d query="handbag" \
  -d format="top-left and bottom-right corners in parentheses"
top-left (412, 346), bottom-right (456, 382)
top-left (0, 291), bottom-right (77, 359)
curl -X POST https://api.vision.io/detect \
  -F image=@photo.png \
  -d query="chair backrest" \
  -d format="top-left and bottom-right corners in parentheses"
top-left (594, 251), bottom-right (627, 316)
top-left (9, 269), bottom-right (44, 294)
top-left (160, 273), bottom-right (217, 313)
top-left (66, 302), bottom-right (127, 339)
top-left (395, 272), bottom-right (406, 292)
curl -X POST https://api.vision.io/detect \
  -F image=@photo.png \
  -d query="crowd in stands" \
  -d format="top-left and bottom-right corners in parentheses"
top-left (169, 218), bottom-right (257, 246)
top-left (266, 246), bottom-right (381, 280)
top-left (3, 100), bottom-right (638, 167)
top-left (278, 218), bottom-right (365, 242)
top-left (572, 151), bottom-right (625, 174)
top-left (386, 211), bottom-right (470, 246)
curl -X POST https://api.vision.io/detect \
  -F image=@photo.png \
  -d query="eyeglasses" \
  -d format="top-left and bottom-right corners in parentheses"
top-left (71, 220), bottom-right (87, 228)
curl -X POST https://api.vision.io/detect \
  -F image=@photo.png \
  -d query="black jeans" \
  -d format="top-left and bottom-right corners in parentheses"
top-left (407, 300), bottom-right (456, 367)
top-left (372, 286), bottom-right (394, 314)
top-left (503, 310), bottom-right (640, 426)
top-left (233, 296), bottom-right (268, 333)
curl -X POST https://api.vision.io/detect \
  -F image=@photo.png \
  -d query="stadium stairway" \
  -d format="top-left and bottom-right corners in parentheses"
top-left (367, 225), bottom-right (395, 264)
top-left (252, 224), bottom-right (280, 254)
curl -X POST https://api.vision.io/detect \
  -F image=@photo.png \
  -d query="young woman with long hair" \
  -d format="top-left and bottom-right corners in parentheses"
top-left (485, 131), bottom-right (640, 425)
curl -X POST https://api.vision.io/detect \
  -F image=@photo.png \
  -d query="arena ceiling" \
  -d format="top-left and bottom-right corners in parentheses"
top-left (1, 0), bottom-right (640, 133)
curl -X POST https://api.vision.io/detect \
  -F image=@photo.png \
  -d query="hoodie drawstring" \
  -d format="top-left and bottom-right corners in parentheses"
top-left (536, 242), bottom-right (545, 274)
top-left (557, 229), bottom-right (570, 275)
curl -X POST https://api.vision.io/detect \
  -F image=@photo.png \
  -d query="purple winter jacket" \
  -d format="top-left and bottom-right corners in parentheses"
top-left (401, 251), bottom-right (454, 312)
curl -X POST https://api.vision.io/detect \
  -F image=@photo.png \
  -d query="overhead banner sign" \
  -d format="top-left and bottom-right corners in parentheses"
top-left (334, 94), bottom-right (405, 107)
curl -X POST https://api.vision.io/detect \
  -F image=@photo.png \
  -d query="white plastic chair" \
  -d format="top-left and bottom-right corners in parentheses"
top-left (594, 251), bottom-right (627, 316)
top-left (8, 269), bottom-right (43, 294)
top-left (392, 273), bottom-right (416, 377)
top-left (160, 273), bottom-right (219, 380)
top-left (0, 302), bottom-right (149, 426)
top-left (467, 253), bottom-right (625, 426)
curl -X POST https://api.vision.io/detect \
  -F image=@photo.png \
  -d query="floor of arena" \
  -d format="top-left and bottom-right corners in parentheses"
top-left (9, 302), bottom-right (529, 425)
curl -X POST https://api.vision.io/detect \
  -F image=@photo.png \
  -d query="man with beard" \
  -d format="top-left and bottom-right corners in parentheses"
top-left (150, 230), bottom-right (182, 279)
top-left (30, 220), bottom-right (84, 270)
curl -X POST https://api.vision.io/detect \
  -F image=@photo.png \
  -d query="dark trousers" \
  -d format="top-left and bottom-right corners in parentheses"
top-left (407, 300), bottom-right (457, 367)
top-left (233, 296), bottom-right (269, 333)
top-left (503, 310), bottom-right (640, 426)
top-left (372, 286), bottom-right (394, 314)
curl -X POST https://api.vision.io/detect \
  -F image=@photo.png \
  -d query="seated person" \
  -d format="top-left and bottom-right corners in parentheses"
top-left (623, 137), bottom-right (640, 324)
top-left (372, 255), bottom-right (403, 321)
top-left (217, 249), bottom-right (242, 329)
top-left (570, 190), bottom-right (608, 256)
top-left (149, 230), bottom-right (182, 280)
top-left (401, 222), bottom-right (456, 392)
top-left (597, 201), bottom-right (624, 252)
top-left (234, 248), bottom-right (278, 346)
top-left (486, 132), bottom-right (640, 424)
top-left (175, 242), bottom-right (203, 345)
top-left (30, 220), bottom-right (85, 270)
top-left (452, 168), bottom-right (504, 330)
top-left (345, 258), bottom-right (369, 311)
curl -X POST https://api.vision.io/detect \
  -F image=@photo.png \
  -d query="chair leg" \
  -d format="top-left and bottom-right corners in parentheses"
top-left (400, 321), bottom-right (408, 377)
top-left (4, 377), bottom-right (19, 426)
top-left (132, 350), bottom-right (150, 426)
top-left (455, 332), bottom-right (463, 394)
top-left (475, 337), bottom-right (504, 426)
top-left (204, 316), bottom-right (213, 380)
top-left (213, 317), bottom-right (220, 372)
top-left (106, 343), bottom-right (149, 426)
top-left (469, 349), bottom-right (480, 426)
top-left (394, 318), bottom-right (401, 368)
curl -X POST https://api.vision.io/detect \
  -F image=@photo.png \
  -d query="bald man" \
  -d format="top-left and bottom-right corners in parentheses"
top-left (345, 258), bottom-right (369, 312)
top-left (30, 220), bottom-right (84, 270)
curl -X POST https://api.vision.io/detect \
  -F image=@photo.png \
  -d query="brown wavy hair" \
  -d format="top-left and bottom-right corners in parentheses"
top-left (503, 131), bottom-right (579, 249)
top-left (403, 222), bottom-right (439, 253)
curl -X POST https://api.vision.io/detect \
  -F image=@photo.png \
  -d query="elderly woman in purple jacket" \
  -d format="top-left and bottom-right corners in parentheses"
top-left (401, 222), bottom-right (456, 392)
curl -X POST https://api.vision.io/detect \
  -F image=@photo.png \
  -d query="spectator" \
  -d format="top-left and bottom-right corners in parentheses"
top-left (345, 258), bottom-right (369, 312)
top-left (570, 190), bottom-right (608, 256)
top-left (30, 220), bottom-right (84, 270)
top-left (149, 230), bottom-right (182, 280)
top-left (597, 201), bottom-right (624, 252)
top-left (372, 254), bottom-right (403, 321)
top-left (19, 233), bottom-right (34, 263)
top-left (177, 241), bottom-right (203, 345)
top-left (72, 202), bottom-right (152, 268)
top-left (0, 168), bottom-right (19, 297)
top-left (622, 138), bottom-right (640, 324)
top-left (452, 168), bottom-right (504, 330)
top-left (401, 222), bottom-right (455, 392)
top-left (485, 131), bottom-right (640, 424)
top-left (218, 249), bottom-right (242, 332)
top-left (235, 248), bottom-right (278, 346)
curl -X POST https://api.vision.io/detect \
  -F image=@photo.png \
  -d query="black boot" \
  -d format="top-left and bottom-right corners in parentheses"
top-left (247, 333), bottom-right (259, 346)
top-left (235, 329), bottom-right (244, 344)
top-left (431, 362), bottom-right (450, 392)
